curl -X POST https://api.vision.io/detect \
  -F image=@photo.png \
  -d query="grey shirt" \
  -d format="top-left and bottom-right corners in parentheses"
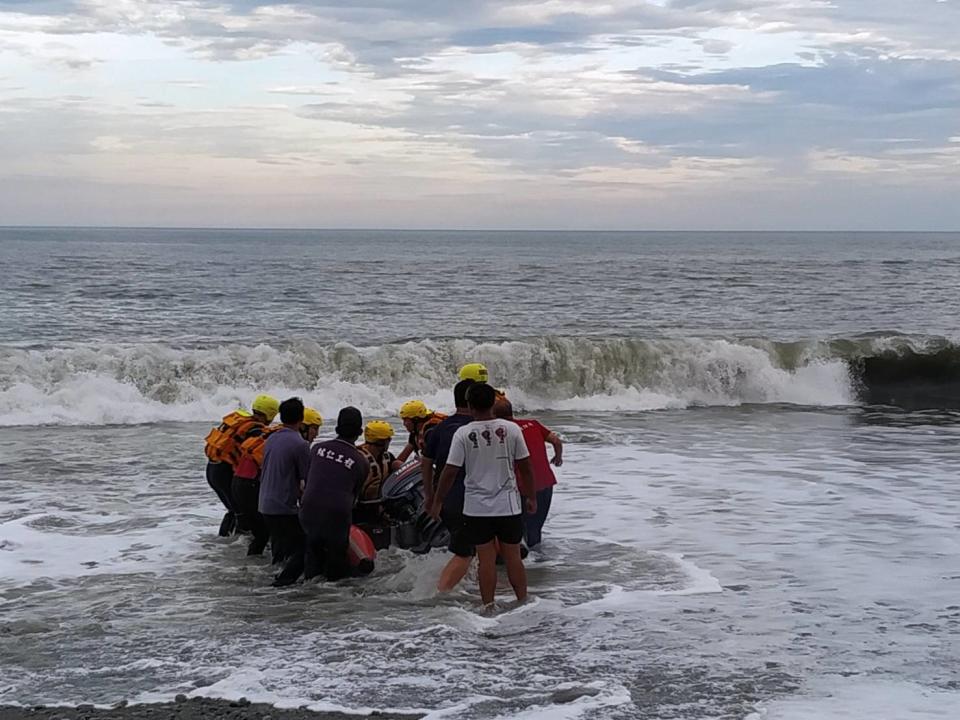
top-left (300, 438), bottom-right (370, 516)
top-left (258, 427), bottom-right (310, 515)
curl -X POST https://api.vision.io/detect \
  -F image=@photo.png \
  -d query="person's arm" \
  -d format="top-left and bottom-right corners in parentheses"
top-left (429, 463), bottom-right (460, 519)
top-left (396, 442), bottom-right (416, 463)
top-left (298, 443), bottom-right (312, 496)
top-left (420, 427), bottom-right (440, 507)
top-left (386, 451), bottom-right (403, 472)
top-left (420, 455), bottom-right (435, 509)
top-left (429, 427), bottom-right (465, 516)
top-left (511, 426), bottom-right (536, 514)
top-left (546, 432), bottom-right (563, 467)
top-left (536, 421), bottom-right (562, 466)
top-left (516, 457), bottom-right (536, 514)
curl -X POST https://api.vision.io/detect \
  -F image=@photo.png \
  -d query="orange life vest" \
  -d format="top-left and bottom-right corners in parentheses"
top-left (416, 413), bottom-right (447, 453)
top-left (358, 445), bottom-right (394, 501)
top-left (233, 425), bottom-right (283, 480)
top-left (203, 410), bottom-right (264, 467)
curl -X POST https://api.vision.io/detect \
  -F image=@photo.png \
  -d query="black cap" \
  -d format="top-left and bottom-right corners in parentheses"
top-left (335, 406), bottom-right (363, 438)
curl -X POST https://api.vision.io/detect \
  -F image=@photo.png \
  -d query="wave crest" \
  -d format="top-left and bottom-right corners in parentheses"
top-left (0, 335), bottom-right (882, 426)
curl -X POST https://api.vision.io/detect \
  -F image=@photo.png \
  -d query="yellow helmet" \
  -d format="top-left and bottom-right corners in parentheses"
top-left (251, 394), bottom-right (280, 422)
top-left (303, 407), bottom-right (323, 427)
top-left (459, 363), bottom-right (489, 383)
top-left (364, 420), bottom-right (395, 442)
top-left (399, 399), bottom-right (431, 420)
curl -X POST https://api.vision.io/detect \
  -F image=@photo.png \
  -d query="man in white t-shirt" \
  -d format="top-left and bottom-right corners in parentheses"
top-left (430, 382), bottom-right (536, 606)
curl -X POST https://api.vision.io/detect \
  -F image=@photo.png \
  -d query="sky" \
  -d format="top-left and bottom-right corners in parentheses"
top-left (0, 0), bottom-right (958, 230)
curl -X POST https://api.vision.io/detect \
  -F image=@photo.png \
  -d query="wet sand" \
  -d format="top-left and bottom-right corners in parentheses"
top-left (0, 698), bottom-right (422, 720)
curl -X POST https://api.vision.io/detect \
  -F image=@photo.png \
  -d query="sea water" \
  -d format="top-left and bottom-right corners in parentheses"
top-left (1, 229), bottom-right (959, 719)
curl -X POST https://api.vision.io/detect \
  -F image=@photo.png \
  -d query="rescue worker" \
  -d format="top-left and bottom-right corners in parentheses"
top-left (204, 394), bottom-right (279, 536)
top-left (233, 407), bottom-right (321, 557)
top-left (258, 398), bottom-right (311, 570)
top-left (422, 379), bottom-right (477, 592)
top-left (429, 382), bottom-right (536, 607)
top-left (459, 363), bottom-right (489, 383)
top-left (300, 407), bottom-right (323, 444)
top-left (274, 407), bottom-right (370, 586)
top-left (493, 398), bottom-right (563, 549)
top-left (357, 420), bottom-right (398, 503)
top-left (460, 362), bottom-right (507, 402)
top-left (395, 400), bottom-right (446, 464)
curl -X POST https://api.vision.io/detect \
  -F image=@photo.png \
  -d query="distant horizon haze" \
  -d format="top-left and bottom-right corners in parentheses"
top-left (2, 225), bottom-right (959, 234)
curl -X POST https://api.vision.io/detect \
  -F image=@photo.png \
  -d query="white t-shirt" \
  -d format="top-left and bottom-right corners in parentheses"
top-left (447, 418), bottom-right (530, 517)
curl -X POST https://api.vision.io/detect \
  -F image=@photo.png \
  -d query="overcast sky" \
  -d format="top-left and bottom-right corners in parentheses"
top-left (1, 0), bottom-right (958, 229)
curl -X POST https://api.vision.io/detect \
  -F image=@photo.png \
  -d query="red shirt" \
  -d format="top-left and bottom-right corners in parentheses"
top-left (513, 418), bottom-right (556, 491)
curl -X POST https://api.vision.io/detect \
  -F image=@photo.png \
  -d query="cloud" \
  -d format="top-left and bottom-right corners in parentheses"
top-left (697, 38), bottom-right (734, 55)
top-left (0, 0), bottom-right (959, 227)
top-left (267, 84), bottom-right (341, 96)
top-left (616, 54), bottom-right (960, 164)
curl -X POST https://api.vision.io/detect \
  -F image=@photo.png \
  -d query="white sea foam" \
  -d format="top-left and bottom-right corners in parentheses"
top-left (0, 512), bottom-right (191, 588)
top-left (0, 337), bottom-right (860, 426)
top-left (666, 552), bottom-right (726, 596)
top-left (361, 548), bottom-right (455, 601)
top-left (482, 681), bottom-right (634, 720)
top-left (746, 678), bottom-right (960, 720)
top-left (4, 415), bottom-right (958, 716)
top-left (568, 554), bottom-right (723, 614)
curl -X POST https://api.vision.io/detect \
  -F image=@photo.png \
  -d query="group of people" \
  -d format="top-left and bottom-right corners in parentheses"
top-left (203, 363), bottom-right (563, 605)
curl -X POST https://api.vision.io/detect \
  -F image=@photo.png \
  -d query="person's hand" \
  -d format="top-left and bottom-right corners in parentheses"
top-left (390, 459), bottom-right (403, 472)
top-left (427, 499), bottom-right (442, 521)
top-left (551, 455), bottom-right (563, 467)
top-left (525, 496), bottom-right (537, 515)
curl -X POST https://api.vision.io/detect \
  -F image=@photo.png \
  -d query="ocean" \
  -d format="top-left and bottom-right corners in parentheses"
top-left (1, 228), bottom-right (959, 719)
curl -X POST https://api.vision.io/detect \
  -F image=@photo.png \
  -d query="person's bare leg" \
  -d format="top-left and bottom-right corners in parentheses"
top-left (437, 555), bottom-right (473, 592)
top-left (500, 542), bottom-right (528, 603)
top-left (475, 542), bottom-right (499, 605)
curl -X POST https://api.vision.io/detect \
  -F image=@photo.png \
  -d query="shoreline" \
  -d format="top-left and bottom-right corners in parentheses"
top-left (0, 698), bottom-right (424, 720)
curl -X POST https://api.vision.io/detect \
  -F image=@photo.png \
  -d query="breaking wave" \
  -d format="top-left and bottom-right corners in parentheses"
top-left (0, 334), bottom-right (957, 426)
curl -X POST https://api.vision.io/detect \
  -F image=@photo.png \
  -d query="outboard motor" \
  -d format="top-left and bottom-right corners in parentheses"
top-left (375, 462), bottom-right (450, 553)
top-left (379, 462), bottom-right (424, 524)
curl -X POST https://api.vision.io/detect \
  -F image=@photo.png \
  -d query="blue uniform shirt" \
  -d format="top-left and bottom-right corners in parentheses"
top-left (258, 427), bottom-right (310, 515)
top-left (423, 412), bottom-right (473, 514)
top-left (300, 438), bottom-right (370, 516)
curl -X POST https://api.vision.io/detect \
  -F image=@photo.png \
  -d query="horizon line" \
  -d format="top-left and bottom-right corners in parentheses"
top-left (1, 225), bottom-right (958, 234)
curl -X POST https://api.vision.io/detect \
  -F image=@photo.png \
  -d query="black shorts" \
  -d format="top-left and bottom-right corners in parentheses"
top-left (440, 507), bottom-right (475, 558)
top-left (464, 514), bottom-right (524, 546)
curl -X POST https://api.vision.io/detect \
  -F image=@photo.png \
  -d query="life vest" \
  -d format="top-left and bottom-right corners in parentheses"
top-left (358, 445), bottom-right (394, 501)
top-left (203, 410), bottom-right (263, 467)
top-left (233, 425), bottom-right (283, 480)
top-left (416, 413), bottom-right (447, 453)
